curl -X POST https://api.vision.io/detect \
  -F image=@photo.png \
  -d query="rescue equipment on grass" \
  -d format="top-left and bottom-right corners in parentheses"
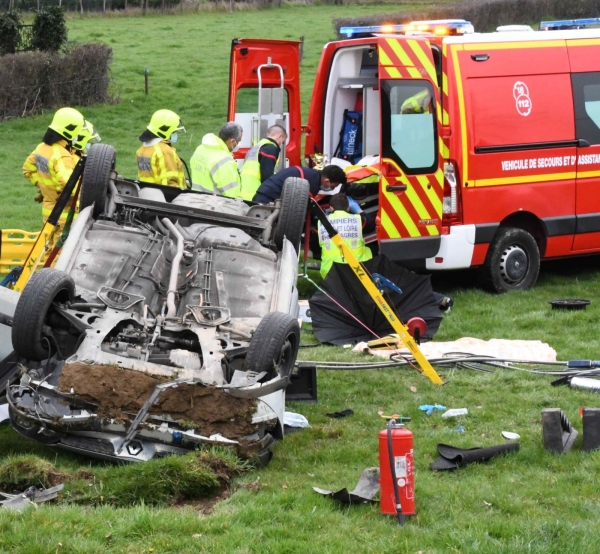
top-left (308, 256), bottom-right (443, 346)
top-left (307, 198), bottom-right (443, 385)
top-left (380, 419), bottom-right (414, 523)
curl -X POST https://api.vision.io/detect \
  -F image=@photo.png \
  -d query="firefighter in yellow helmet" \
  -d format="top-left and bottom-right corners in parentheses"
top-left (136, 110), bottom-right (186, 189)
top-left (72, 120), bottom-right (101, 156)
top-left (22, 107), bottom-right (85, 224)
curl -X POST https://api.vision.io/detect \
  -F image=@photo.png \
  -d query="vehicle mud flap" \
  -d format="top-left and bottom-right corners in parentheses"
top-left (313, 467), bottom-right (380, 504)
top-left (238, 432), bottom-right (275, 466)
top-left (430, 442), bottom-right (520, 470)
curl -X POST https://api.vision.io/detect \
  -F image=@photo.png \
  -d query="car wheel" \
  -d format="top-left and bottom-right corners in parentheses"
top-left (243, 311), bottom-right (300, 381)
top-left (273, 177), bottom-right (310, 254)
top-left (480, 228), bottom-right (540, 293)
top-left (12, 268), bottom-right (77, 361)
top-left (80, 143), bottom-right (117, 218)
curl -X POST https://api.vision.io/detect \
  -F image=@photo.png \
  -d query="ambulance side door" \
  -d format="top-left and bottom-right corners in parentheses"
top-left (228, 38), bottom-right (302, 167)
top-left (377, 36), bottom-right (444, 261)
top-left (569, 41), bottom-right (600, 252)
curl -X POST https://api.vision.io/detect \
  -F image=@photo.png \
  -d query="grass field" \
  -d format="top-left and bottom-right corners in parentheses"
top-left (2, 3), bottom-right (600, 553)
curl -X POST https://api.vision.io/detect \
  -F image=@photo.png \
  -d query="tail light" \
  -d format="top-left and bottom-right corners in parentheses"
top-left (442, 161), bottom-right (461, 225)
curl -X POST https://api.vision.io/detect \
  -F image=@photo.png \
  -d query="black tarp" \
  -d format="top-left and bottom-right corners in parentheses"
top-left (308, 256), bottom-right (443, 346)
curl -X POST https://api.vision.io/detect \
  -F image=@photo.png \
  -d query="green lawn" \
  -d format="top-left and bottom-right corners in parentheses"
top-left (2, 4), bottom-right (600, 553)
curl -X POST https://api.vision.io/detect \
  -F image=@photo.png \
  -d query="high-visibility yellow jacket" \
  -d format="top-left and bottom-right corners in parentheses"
top-left (240, 138), bottom-right (279, 201)
top-left (136, 138), bottom-right (185, 189)
top-left (23, 140), bottom-right (77, 223)
top-left (318, 210), bottom-right (372, 278)
top-left (190, 133), bottom-right (241, 197)
top-left (401, 89), bottom-right (432, 114)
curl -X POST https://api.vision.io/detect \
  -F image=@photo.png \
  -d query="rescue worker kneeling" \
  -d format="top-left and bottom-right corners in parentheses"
top-left (190, 122), bottom-right (243, 197)
top-left (136, 109), bottom-right (186, 189)
top-left (23, 107), bottom-right (85, 225)
top-left (318, 193), bottom-right (373, 278)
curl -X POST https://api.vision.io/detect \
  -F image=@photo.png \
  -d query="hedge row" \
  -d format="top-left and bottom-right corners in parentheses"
top-left (333, 0), bottom-right (600, 34)
top-left (0, 43), bottom-right (114, 120)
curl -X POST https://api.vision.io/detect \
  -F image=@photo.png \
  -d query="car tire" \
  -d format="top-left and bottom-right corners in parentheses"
top-left (80, 143), bottom-right (117, 218)
top-left (12, 268), bottom-right (76, 361)
top-left (243, 311), bottom-right (300, 381)
top-left (273, 177), bottom-right (310, 253)
top-left (480, 227), bottom-right (540, 293)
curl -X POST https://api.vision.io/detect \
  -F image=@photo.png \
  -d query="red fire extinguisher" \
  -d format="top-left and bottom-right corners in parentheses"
top-left (379, 418), bottom-right (415, 525)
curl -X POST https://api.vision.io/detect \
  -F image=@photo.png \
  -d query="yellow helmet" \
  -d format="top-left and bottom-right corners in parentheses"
top-left (147, 109), bottom-right (186, 140)
top-left (49, 107), bottom-right (85, 141)
top-left (73, 120), bottom-right (101, 152)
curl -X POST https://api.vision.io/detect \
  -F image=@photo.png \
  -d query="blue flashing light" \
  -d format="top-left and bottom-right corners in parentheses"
top-left (340, 24), bottom-right (404, 38)
top-left (540, 18), bottom-right (600, 31)
top-left (340, 19), bottom-right (474, 39)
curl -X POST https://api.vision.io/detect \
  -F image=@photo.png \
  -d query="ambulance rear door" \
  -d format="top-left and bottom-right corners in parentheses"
top-left (228, 38), bottom-right (302, 168)
top-left (377, 36), bottom-right (444, 261)
top-left (568, 39), bottom-right (600, 252)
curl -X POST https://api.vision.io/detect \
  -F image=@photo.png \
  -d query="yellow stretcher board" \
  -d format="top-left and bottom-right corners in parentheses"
top-left (0, 229), bottom-right (48, 275)
top-left (310, 199), bottom-right (443, 385)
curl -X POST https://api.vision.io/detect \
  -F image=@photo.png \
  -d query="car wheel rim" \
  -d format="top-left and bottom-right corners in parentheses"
top-left (499, 245), bottom-right (528, 284)
top-left (276, 335), bottom-right (295, 377)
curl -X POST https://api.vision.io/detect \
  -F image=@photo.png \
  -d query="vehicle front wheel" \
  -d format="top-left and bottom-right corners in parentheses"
top-left (12, 268), bottom-right (78, 361)
top-left (480, 227), bottom-right (540, 293)
top-left (243, 311), bottom-right (300, 381)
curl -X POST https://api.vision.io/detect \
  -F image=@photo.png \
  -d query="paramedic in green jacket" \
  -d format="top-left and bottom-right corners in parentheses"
top-left (318, 193), bottom-right (372, 278)
top-left (190, 122), bottom-right (243, 197)
top-left (240, 125), bottom-right (287, 201)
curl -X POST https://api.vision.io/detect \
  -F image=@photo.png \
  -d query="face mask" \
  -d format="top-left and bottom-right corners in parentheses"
top-left (170, 133), bottom-right (178, 144)
top-left (84, 143), bottom-right (91, 153)
top-left (231, 140), bottom-right (240, 152)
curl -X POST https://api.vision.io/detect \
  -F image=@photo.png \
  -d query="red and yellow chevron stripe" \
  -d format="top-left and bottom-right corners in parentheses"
top-left (377, 37), bottom-right (445, 241)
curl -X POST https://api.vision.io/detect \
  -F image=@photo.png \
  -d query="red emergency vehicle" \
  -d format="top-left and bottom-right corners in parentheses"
top-left (227, 18), bottom-right (600, 292)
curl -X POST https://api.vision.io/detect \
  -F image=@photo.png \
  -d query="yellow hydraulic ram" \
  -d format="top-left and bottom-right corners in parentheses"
top-left (13, 158), bottom-right (85, 293)
top-left (310, 198), bottom-right (443, 385)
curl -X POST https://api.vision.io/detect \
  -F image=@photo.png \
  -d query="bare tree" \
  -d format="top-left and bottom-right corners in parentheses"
top-left (103, 0), bottom-right (106, 12)
top-left (79, 0), bottom-right (84, 16)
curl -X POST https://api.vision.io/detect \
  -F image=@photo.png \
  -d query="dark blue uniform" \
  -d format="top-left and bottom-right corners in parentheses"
top-left (258, 138), bottom-right (281, 183)
top-left (253, 166), bottom-right (321, 204)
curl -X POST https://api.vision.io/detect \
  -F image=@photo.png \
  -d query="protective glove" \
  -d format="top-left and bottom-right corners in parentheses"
top-left (419, 404), bottom-right (447, 416)
top-left (347, 196), bottom-right (362, 214)
top-left (34, 193), bottom-right (43, 204)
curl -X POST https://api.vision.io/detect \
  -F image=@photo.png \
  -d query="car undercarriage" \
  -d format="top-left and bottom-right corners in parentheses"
top-left (1, 143), bottom-right (309, 464)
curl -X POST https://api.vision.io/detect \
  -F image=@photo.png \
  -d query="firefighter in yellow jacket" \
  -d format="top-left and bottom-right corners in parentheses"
top-left (136, 110), bottom-right (186, 189)
top-left (22, 107), bottom-right (85, 224)
top-left (318, 193), bottom-right (373, 278)
top-left (190, 122), bottom-right (243, 197)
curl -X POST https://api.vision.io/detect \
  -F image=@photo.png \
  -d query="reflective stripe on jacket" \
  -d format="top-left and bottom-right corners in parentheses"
top-left (136, 139), bottom-right (185, 189)
top-left (23, 140), bottom-right (76, 223)
top-left (190, 133), bottom-right (241, 198)
top-left (318, 210), bottom-right (372, 278)
top-left (240, 138), bottom-right (278, 201)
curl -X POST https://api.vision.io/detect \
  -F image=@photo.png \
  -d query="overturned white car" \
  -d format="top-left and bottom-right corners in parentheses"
top-left (2, 143), bottom-right (309, 464)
